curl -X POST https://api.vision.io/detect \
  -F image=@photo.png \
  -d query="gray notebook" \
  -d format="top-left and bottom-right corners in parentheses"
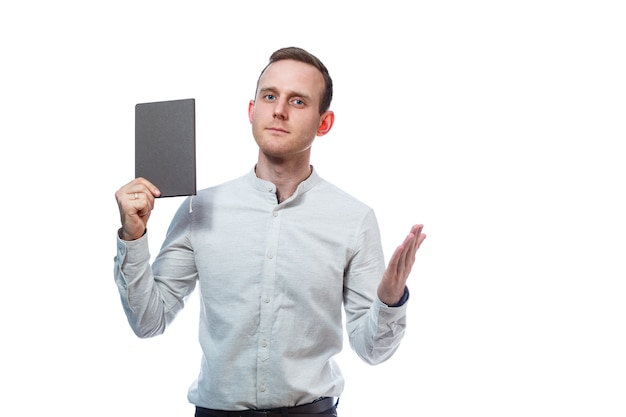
top-left (135, 98), bottom-right (196, 197)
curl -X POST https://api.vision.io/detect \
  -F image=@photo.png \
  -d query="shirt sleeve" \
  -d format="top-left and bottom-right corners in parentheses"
top-left (113, 203), bottom-right (198, 338)
top-left (342, 210), bottom-right (408, 365)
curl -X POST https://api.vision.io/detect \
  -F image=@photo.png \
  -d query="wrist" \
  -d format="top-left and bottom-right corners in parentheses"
top-left (119, 227), bottom-right (145, 241)
top-left (385, 287), bottom-right (409, 307)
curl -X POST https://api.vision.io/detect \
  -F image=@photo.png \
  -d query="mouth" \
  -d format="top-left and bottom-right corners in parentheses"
top-left (267, 127), bottom-right (289, 134)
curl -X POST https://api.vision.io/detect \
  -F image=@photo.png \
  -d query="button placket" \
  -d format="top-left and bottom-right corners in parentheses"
top-left (256, 206), bottom-right (281, 399)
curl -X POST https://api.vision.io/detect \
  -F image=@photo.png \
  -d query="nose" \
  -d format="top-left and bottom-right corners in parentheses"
top-left (273, 98), bottom-right (288, 120)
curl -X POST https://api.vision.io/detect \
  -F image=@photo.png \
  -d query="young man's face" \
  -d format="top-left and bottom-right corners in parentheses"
top-left (249, 59), bottom-right (332, 161)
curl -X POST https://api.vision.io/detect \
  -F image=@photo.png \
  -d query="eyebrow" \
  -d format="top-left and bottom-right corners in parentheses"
top-left (258, 86), bottom-right (312, 101)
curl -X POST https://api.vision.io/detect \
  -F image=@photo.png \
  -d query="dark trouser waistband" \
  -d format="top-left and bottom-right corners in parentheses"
top-left (195, 396), bottom-right (338, 417)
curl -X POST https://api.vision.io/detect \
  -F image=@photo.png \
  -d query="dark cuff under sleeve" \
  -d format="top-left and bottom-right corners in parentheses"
top-left (389, 286), bottom-right (409, 307)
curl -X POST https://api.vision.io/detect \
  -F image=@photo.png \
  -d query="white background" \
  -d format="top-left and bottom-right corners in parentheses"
top-left (1, 1), bottom-right (625, 416)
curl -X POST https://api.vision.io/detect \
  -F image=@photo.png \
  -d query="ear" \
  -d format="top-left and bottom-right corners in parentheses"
top-left (248, 100), bottom-right (255, 124)
top-left (316, 111), bottom-right (334, 137)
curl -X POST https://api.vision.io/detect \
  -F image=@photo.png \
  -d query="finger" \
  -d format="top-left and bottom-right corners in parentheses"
top-left (407, 224), bottom-right (426, 254)
top-left (399, 225), bottom-right (420, 259)
top-left (125, 181), bottom-right (161, 209)
top-left (135, 177), bottom-right (161, 197)
top-left (121, 177), bottom-right (161, 199)
top-left (391, 239), bottom-right (413, 279)
top-left (134, 191), bottom-right (156, 216)
top-left (397, 225), bottom-right (426, 275)
top-left (413, 224), bottom-right (426, 247)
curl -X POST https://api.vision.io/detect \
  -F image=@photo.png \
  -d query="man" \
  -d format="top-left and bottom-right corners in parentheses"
top-left (114, 46), bottom-right (426, 416)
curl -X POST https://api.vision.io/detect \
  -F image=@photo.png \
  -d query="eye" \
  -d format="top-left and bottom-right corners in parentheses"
top-left (264, 94), bottom-right (276, 101)
top-left (291, 98), bottom-right (305, 106)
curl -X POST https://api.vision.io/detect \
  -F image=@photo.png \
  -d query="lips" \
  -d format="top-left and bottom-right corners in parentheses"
top-left (267, 126), bottom-right (289, 134)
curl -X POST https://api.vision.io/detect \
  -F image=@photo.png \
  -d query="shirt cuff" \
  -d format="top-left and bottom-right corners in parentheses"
top-left (116, 228), bottom-right (151, 264)
top-left (388, 287), bottom-right (409, 307)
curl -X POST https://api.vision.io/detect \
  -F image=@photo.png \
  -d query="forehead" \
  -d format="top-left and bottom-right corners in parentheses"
top-left (258, 59), bottom-right (325, 98)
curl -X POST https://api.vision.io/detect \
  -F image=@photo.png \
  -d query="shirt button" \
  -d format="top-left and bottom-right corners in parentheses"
top-left (261, 339), bottom-right (268, 347)
top-left (259, 385), bottom-right (266, 392)
top-left (267, 251), bottom-right (273, 259)
top-left (273, 211), bottom-right (279, 217)
top-left (264, 296), bottom-right (271, 303)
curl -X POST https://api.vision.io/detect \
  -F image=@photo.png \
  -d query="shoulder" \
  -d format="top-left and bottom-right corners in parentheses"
top-left (314, 176), bottom-right (374, 212)
top-left (194, 173), bottom-right (249, 200)
top-left (303, 175), bottom-right (379, 233)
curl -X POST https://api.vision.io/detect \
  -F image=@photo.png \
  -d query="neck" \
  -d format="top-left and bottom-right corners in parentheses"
top-left (255, 153), bottom-right (312, 203)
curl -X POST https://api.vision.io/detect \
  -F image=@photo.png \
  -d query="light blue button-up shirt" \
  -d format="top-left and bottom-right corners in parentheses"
top-left (114, 168), bottom-right (408, 410)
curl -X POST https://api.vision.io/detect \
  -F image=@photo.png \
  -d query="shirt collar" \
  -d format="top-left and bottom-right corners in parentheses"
top-left (246, 165), bottom-right (321, 200)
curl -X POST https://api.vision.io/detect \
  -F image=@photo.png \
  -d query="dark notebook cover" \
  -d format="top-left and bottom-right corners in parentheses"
top-left (135, 98), bottom-right (196, 197)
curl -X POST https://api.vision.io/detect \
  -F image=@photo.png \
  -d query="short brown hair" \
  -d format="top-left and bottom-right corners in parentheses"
top-left (256, 47), bottom-right (333, 114)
